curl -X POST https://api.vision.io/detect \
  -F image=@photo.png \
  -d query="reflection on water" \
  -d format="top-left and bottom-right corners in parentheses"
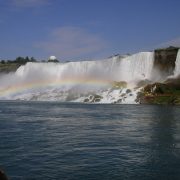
top-left (0, 102), bottom-right (180, 179)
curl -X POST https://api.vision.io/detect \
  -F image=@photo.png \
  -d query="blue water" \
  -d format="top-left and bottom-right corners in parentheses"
top-left (0, 101), bottom-right (180, 180)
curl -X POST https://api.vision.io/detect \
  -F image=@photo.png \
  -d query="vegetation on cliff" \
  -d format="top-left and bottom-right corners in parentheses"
top-left (111, 81), bottom-right (127, 89)
top-left (0, 63), bottom-right (21, 73)
top-left (0, 56), bottom-right (37, 73)
top-left (0, 56), bottom-right (60, 73)
top-left (137, 80), bottom-right (180, 105)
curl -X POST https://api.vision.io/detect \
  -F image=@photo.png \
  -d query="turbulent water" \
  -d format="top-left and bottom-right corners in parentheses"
top-left (118, 52), bottom-right (154, 82)
top-left (0, 52), bottom-right (156, 103)
top-left (0, 102), bottom-right (180, 179)
top-left (174, 49), bottom-right (180, 77)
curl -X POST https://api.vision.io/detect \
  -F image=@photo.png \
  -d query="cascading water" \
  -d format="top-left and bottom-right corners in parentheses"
top-left (118, 52), bottom-right (154, 83)
top-left (174, 49), bottom-right (180, 77)
top-left (0, 52), bottom-right (155, 103)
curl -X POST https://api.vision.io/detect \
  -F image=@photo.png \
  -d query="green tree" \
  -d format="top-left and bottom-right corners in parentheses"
top-left (15, 56), bottom-right (25, 63)
top-left (1, 60), bottom-right (5, 64)
top-left (25, 56), bottom-right (30, 62)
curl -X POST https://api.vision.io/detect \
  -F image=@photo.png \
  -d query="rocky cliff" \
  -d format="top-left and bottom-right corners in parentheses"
top-left (154, 46), bottom-right (179, 77)
top-left (136, 47), bottom-right (180, 105)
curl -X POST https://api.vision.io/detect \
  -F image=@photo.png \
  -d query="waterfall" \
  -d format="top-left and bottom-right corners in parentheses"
top-left (0, 52), bottom-right (155, 102)
top-left (174, 49), bottom-right (180, 77)
top-left (15, 52), bottom-right (154, 84)
top-left (14, 57), bottom-right (122, 84)
top-left (118, 52), bottom-right (154, 83)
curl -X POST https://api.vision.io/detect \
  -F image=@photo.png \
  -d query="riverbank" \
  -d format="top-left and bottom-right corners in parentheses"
top-left (137, 81), bottom-right (180, 105)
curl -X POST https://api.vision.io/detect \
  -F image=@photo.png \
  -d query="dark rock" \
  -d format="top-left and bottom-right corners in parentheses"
top-left (154, 46), bottom-right (179, 77)
top-left (114, 99), bottom-right (122, 104)
top-left (0, 169), bottom-right (8, 180)
top-left (92, 95), bottom-right (102, 102)
top-left (126, 89), bottom-right (132, 93)
top-left (84, 94), bottom-right (102, 103)
top-left (84, 98), bottom-right (89, 102)
top-left (136, 82), bottom-right (180, 105)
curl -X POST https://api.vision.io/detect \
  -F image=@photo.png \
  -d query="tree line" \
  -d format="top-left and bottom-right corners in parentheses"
top-left (0, 56), bottom-right (59, 64)
top-left (0, 56), bottom-right (37, 64)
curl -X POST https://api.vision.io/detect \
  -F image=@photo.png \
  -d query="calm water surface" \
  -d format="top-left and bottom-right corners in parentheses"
top-left (0, 101), bottom-right (180, 180)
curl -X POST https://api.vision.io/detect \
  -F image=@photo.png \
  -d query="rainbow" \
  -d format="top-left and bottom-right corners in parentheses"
top-left (0, 77), bottom-right (113, 98)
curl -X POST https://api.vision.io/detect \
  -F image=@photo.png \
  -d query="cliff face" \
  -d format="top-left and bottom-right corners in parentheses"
top-left (0, 63), bottom-right (21, 73)
top-left (137, 46), bottom-right (180, 105)
top-left (137, 82), bottom-right (180, 105)
top-left (154, 46), bottom-right (179, 76)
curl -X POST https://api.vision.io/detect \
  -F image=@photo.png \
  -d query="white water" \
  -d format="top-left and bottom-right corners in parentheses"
top-left (15, 52), bottom-right (154, 83)
top-left (118, 52), bottom-right (154, 83)
top-left (0, 52), bottom-right (155, 103)
top-left (174, 49), bottom-right (180, 77)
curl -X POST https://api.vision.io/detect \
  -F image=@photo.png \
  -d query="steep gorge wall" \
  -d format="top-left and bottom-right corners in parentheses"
top-left (154, 47), bottom-right (179, 77)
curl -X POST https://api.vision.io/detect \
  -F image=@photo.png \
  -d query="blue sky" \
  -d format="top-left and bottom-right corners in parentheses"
top-left (0, 0), bottom-right (180, 61)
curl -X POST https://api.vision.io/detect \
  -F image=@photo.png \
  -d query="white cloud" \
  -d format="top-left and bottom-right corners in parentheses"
top-left (35, 27), bottom-right (107, 60)
top-left (10, 0), bottom-right (51, 8)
